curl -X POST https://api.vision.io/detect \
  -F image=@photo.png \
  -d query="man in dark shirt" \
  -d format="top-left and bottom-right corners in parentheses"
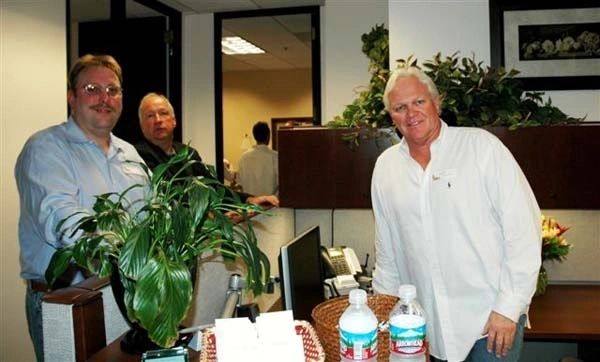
top-left (135, 92), bottom-right (278, 207)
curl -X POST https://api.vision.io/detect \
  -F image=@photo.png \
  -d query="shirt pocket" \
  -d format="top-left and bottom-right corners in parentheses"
top-left (431, 168), bottom-right (457, 185)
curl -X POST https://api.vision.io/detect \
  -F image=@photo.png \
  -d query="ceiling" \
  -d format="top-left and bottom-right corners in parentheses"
top-left (71, 0), bottom-right (323, 71)
top-left (159, 0), bottom-right (323, 14)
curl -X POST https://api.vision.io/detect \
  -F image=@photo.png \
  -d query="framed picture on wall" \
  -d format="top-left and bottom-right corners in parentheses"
top-left (489, 0), bottom-right (600, 90)
top-left (271, 117), bottom-right (314, 150)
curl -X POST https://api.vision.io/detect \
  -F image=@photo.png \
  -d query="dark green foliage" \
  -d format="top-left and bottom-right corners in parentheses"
top-left (328, 24), bottom-right (581, 133)
top-left (420, 53), bottom-right (582, 129)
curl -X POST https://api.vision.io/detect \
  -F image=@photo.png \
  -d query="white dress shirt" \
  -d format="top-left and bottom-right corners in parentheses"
top-left (238, 144), bottom-right (278, 195)
top-left (371, 121), bottom-right (541, 361)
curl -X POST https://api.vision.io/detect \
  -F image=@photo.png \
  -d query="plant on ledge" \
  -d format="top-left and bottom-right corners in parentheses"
top-left (327, 24), bottom-right (393, 146)
top-left (45, 147), bottom-right (270, 348)
top-left (328, 24), bottom-right (582, 136)
top-left (419, 53), bottom-right (582, 129)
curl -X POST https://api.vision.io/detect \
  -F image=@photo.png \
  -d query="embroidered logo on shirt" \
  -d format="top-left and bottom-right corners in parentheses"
top-left (122, 164), bottom-right (146, 176)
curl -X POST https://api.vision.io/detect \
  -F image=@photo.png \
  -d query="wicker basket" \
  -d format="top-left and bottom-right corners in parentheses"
top-left (311, 294), bottom-right (399, 362)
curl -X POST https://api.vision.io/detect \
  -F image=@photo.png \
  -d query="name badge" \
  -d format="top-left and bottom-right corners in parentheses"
top-left (122, 163), bottom-right (146, 176)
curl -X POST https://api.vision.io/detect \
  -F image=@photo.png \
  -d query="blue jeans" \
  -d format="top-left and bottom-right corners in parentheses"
top-left (431, 314), bottom-right (526, 362)
top-left (26, 286), bottom-right (44, 362)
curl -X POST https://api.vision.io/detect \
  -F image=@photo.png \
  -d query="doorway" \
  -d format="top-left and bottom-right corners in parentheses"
top-left (214, 6), bottom-right (321, 180)
top-left (68, 0), bottom-right (181, 145)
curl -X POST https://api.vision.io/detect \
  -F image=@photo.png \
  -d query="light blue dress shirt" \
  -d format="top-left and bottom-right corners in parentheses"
top-left (15, 117), bottom-right (149, 281)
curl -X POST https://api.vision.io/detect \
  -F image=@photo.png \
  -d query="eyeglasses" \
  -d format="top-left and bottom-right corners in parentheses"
top-left (80, 83), bottom-right (123, 98)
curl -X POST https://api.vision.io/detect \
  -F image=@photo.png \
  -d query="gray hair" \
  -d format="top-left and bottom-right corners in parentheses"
top-left (383, 67), bottom-right (440, 112)
top-left (138, 92), bottom-right (174, 122)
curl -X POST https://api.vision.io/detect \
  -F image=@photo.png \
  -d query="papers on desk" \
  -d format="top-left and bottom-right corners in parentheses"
top-left (215, 310), bottom-right (304, 362)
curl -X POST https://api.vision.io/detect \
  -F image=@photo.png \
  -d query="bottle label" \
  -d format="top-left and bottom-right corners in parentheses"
top-left (389, 315), bottom-right (426, 355)
top-left (339, 328), bottom-right (378, 360)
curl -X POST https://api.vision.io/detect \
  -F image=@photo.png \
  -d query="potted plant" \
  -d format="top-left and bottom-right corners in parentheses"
top-left (418, 52), bottom-right (582, 129)
top-left (329, 24), bottom-right (581, 132)
top-left (45, 146), bottom-right (270, 349)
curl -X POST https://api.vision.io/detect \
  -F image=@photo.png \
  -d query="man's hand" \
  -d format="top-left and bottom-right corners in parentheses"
top-left (246, 195), bottom-right (279, 207)
top-left (483, 311), bottom-right (517, 358)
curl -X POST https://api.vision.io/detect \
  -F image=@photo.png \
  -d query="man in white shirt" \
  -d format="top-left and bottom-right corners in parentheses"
top-left (371, 67), bottom-right (541, 362)
top-left (238, 122), bottom-right (279, 195)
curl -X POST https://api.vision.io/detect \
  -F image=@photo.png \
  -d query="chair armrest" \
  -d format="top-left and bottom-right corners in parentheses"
top-left (42, 279), bottom-right (108, 361)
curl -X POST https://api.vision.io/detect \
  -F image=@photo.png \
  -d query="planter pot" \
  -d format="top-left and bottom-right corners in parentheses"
top-left (109, 263), bottom-right (195, 354)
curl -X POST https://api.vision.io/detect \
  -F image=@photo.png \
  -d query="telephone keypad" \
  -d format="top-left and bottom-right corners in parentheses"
top-left (331, 254), bottom-right (352, 275)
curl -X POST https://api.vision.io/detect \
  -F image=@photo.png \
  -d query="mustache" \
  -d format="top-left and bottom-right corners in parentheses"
top-left (90, 103), bottom-right (115, 112)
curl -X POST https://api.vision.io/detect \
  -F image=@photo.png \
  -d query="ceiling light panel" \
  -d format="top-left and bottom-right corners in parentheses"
top-left (222, 36), bottom-right (266, 55)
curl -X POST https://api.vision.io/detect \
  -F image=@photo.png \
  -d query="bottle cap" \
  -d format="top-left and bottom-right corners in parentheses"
top-left (349, 288), bottom-right (367, 304)
top-left (398, 284), bottom-right (417, 300)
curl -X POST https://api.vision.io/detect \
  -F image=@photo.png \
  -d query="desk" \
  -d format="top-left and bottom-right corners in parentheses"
top-left (87, 335), bottom-right (201, 362)
top-left (525, 284), bottom-right (600, 360)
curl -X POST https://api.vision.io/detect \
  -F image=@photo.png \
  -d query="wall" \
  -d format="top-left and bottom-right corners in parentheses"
top-left (321, 0), bottom-right (387, 124)
top-left (223, 69), bottom-right (312, 169)
top-left (182, 13), bottom-right (216, 166)
top-left (1, 1), bottom-right (67, 361)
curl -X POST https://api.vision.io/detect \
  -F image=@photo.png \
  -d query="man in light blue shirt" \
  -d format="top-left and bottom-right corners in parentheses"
top-left (14, 54), bottom-right (149, 361)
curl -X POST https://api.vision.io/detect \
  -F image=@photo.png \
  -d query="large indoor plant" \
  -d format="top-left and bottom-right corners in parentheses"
top-left (328, 24), bottom-right (581, 132)
top-left (45, 147), bottom-right (270, 348)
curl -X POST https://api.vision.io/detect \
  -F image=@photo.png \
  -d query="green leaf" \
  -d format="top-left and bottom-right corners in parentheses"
top-left (45, 248), bottom-right (74, 286)
top-left (133, 256), bottom-right (192, 347)
top-left (119, 225), bottom-right (151, 280)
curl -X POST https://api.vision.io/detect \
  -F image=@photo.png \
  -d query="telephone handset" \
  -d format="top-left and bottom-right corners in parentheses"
top-left (321, 246), bottom-right (362, 278)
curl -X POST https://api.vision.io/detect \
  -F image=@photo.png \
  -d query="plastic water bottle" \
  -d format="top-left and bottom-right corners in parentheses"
top-left (339, 289), bottom-right (378, 362)
top-left (389, 284), bottom-right (426, 362)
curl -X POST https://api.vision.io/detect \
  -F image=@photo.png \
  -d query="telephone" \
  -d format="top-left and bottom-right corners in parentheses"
top-left (321, 246), bottom-right (362, 278)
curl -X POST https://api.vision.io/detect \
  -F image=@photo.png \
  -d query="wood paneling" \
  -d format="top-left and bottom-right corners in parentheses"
top-left (278, 127), bottom-right (394, 208)
top-left (278, 125), bottom-right (600, 209)
top-left (488, 124), bottom-right (600, 209)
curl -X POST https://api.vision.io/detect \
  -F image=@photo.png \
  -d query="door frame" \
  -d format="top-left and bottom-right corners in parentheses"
top-left (213, 6), bottom-right (321, 180)
top-left (66, 0), bottom-right (182, 141)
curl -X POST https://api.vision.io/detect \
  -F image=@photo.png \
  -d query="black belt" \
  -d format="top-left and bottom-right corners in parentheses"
top-left (28, 280), bottom-right (50, 292)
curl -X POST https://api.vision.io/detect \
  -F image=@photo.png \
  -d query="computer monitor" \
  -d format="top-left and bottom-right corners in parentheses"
top-left (278, 225), bottom-right (325, 321)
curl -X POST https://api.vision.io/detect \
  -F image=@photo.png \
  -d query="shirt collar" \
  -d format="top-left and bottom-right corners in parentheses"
top-left (397, 119), bottom-right (448, 154)
top-left (65, 116), bottom-right (91, 143)
top-left (431, 119), bottom-right (448, 150)
top-left (65, 116), bottom-right (123, 155)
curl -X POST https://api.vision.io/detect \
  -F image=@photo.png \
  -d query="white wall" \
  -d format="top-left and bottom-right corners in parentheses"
top-left (1, 1), bottom-right (67, 361)
top-left (182, 13), bottom-right (216, 166)
top-left (321, 0), bottom-right (389, 124)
